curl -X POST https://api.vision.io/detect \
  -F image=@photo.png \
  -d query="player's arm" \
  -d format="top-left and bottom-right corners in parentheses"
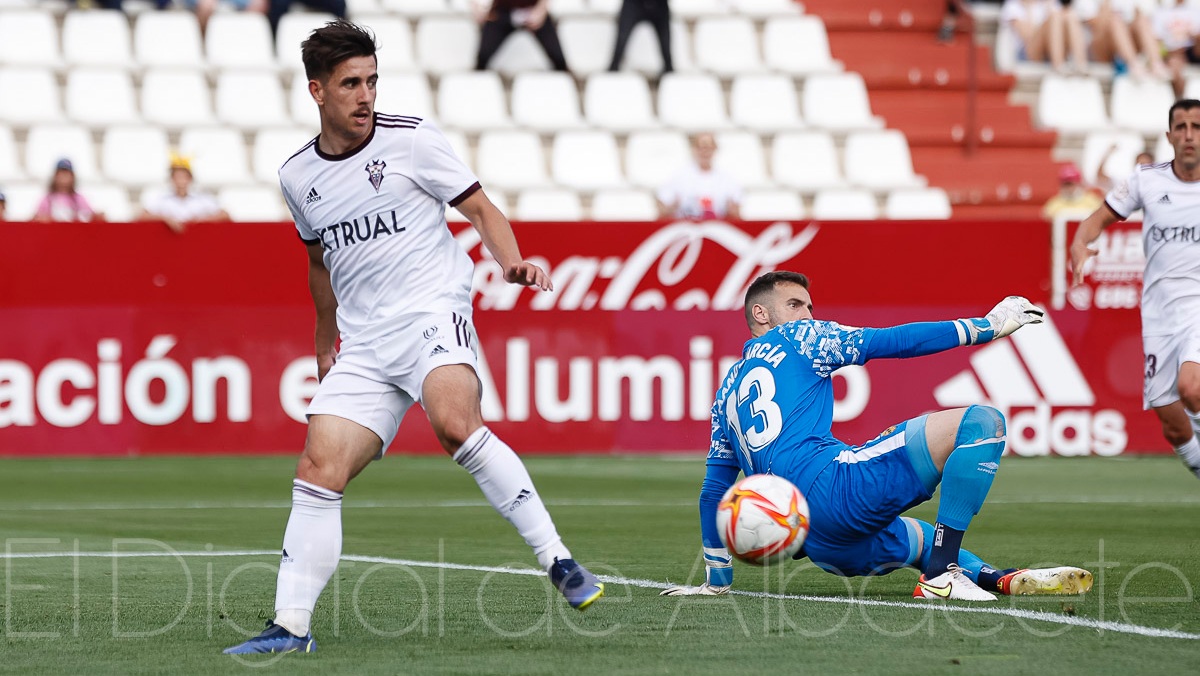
top-left (455, 190), bottom-right (553, 291)
top-left (306, 242), bottom-right (339, 382)
top-left (857, 297), bottom-right (1045, 360)
top-left (1070, 203), bottom-right (1122, 286)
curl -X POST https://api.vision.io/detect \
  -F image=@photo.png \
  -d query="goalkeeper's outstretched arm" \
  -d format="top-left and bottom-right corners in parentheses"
top-left (857, 296), bottom-right (1046, 361)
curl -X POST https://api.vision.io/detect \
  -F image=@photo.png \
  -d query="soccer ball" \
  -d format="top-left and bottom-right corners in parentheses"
top-left (716, 474), bottom-right (810, 566)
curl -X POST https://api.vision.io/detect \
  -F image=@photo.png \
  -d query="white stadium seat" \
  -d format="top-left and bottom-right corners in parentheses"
top-left (625, 130), bottom-right (691, 189)
top-left (253, 128), bottom-right (316, 183)
top-left (584, 72), bottom-right (657, 131)
top-left (0, 124), bottom-right (24, 182)
top-left (101, 125), bottom-right (170, 186)
top-left (771, 131), bottom-right (843, 191)
top-left (559, 18), bottom-right (615, 75)
top-left (345, 0), bottom-right (383, 14)
top-left (442, 128), bottom-right (470, 168)
top-left (1037, 75), bottom-right (1109, 132)
top-left (83, 184), bottom-right (134, 222)
top-left (134, 11), bottom-right (205, 69)
top-left (515, 188), bottom-right (583, 221)
top-left (811, 189), bottom-right (879, 220)
top-left (730, 74), bottom-right (803, 132)
top-left (843, 130), bottom-right (924, 190)
top-left (215, 71), bottom-right (288, 129)
top-left (1080, 131), bottom-right (1146, 187)
top-left (657, 73), bottom-right (728, 131)
top-left (364, 16), bottom-right (417, 72)
top-left (511, 72), bottom-right (584, 131)
top-left (375, 72), bottom-right (437, 121)
top-left (549, 0), bottom-right (591, 17)
top-left (476, 130), bottom-right (549, 191)
top-left (670, 0), bottom-right (730, 18)
top-left (62, 10), bottom-right (133, 69)
top-left (625, 20), bottom-right (694, 75)
top-left (739, 190), bottom-right (805, 220)
top-left (0, 11), bottom-right (60, 67)
top-left (2, 182), bottom-right (45, 221)
top-left (0, 67), bottom-right (62, 124)
top-left (289, 74), bottom-right (320, 128)
top-left (206, 13), bottom-right (276, 70)
top-left (276, 12), bottom-right (340, 73)
top-left (218, 185), bottom-right (288, 222)
top-left (25, 124), bottom-right (99, 182)
top-left (1155, 132), bottom-right (1172, 162)
top-left (732, 0), bottom-right (804, 18)
top-left (764, 16), bottom-right (841, 75)
top-left (885, 188), bottom-right (952, 220)
top-left (714, 130), bottom-right (770, 189)
top-left (142, 69), bottom-right (215, 127)
top-left (415, 17), bottom-right (478, 74)
top-left (1110, 78), bottom-right (1175, 135)
top-left (179, 127), bottom-right (252, 187)
top-left (437, 71), bottom-right (511, 131)
top-left (551, 130), bottom-right (624, 190)
top-left (591, 189), bottom-right (658, 221)
top-left (66, 68), bottom-right (139, 127)
top-left (693, 17), bottom-right (762, 76)
top-left (489, 30), bottom-right (555, 76)
top-left (802, 73), bottom-right (883, 131)
top-left (382, 0), bottom-right (450, 15)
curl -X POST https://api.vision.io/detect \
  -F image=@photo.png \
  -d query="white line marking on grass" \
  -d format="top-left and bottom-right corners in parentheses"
top-left (1, 549), bottom-right (1196, 641)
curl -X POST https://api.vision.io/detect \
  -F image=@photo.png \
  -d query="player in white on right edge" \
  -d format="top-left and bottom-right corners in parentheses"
top-left (224, 20), bottom-right (602, 656)
top-left (1072, 99), bottom-right (1200, 481)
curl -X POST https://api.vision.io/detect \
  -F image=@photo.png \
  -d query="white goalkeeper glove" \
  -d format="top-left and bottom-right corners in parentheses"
top-left (660, 547), bottom-right (733, 596)
top-left (960, 296), bottom-right (1045, 345)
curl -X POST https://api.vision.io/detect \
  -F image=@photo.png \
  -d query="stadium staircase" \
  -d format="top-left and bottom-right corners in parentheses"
top-left (803, 0), bottom-right (1057, 220)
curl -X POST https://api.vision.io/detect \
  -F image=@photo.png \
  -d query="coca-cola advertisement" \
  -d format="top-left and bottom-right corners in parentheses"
top-left (0, 219), bottom-right (1167, 456)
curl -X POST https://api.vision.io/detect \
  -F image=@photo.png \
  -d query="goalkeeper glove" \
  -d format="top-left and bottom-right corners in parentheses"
top-left (958, 296), bottom-right (1045, 345)
top-left (660, 547), bottom-right (733, 596)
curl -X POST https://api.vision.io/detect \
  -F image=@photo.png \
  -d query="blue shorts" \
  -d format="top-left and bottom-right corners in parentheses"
top-left (798, 418), bottom-right (936, 577)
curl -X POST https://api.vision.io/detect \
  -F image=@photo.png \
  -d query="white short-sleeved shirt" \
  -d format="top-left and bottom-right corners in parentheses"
top-left (656, 163), bottom-right (742, 220)
top-left (1105, 161), bottom-right (1200, 336)
top-left (1154, 4), bottom-right (1200, 51)
top-left (142, 188), bottom-right (222, 222)
top-left (279, 113), bottom-right (481, 345)
top-left (1001, 0), bottom-right (1057, 28)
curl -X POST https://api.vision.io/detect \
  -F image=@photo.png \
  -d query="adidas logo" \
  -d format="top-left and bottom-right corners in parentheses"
top-left (304, 187), bottom-right (322, 204)
top-left (933, 315), bottom-right (1125, 457)
top-left (1158, 194), bottom-right (1171, 204)
top-left (429, 344), bottom-right (448, 357)
top-left (508, 488), bottom-right (532, 512)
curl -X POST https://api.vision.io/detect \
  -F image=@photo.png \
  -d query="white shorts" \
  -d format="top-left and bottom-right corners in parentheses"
top-left (1143, 328), bottom-right (1200, 409)
top-left (306, 312), bottom-right (479, 451)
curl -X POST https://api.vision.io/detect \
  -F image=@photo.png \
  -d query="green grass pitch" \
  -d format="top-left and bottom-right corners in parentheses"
top-left (1, 454), bottom-right (1197, 675)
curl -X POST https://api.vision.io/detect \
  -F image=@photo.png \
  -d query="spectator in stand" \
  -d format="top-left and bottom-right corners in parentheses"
top-left (184, 0), bottom-right (268, 35)
top-left (0, 189), bottom-right (6, 221)
top-left (34, 159), bottom-right (103, 223)
top-left (1074, 0), bottom-right (1168, 81)
top-left (609, 0), bottom-right (672, 76)
top-left (1154, 0), bottom-right (1200, 97)
top-left (1094, 144), bottom-right (1155, 193)
top-left (473, 0), bottom-right (569, 72)
top-left (1001, 0), bottom-right (1089, 74)
top-left (657, 133), bottom-right (742, 221)
top-left (267, 0), bottom-right (346, 36)
top-left (1043, 162), bottom-right (1102, 219)
top-left (138, 154), bottom-right (229, 234)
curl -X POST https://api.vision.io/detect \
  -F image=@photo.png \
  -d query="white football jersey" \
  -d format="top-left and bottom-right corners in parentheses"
top-left (280, 113), bottom-right (481, 344)
top-left (1105, 161), bottom-right (1200, 335)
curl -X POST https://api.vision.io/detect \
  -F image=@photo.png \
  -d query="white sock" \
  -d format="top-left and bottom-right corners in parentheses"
top-left (1173, 436), bottom-right (1200, 469)
top-left (273, 479), bottom-right (343, 637)
top-left (454, 427), bottom-right (571, 570)
top-left (1189, 409), bottom-right (1200, 439)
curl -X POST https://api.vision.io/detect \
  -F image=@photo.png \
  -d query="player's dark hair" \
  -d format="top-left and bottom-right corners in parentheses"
top-left (743, 271), bottom-right (810, 327)
top-left (301, 20), bottom-right (378, 83)
top-left (1168, 99), bottom-right (1200, 127)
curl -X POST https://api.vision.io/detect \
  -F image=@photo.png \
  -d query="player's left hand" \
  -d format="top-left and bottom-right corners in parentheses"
top-left (985, 296), bottom-right (1045, 339)
top-left (505, 260), bottom-right (554, 292)
top-left (659, 583), bottom-right (730, 596)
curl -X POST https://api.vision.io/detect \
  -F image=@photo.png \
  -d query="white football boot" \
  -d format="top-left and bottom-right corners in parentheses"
top-left (912, 563), bottom-right (997, 601)
top-left (997, 567), bottom-right (1094, 596)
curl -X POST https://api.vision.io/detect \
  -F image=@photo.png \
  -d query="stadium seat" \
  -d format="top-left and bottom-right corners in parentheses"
top-left (83, 184), bottom-right (134, 222)
top-left (443, 128), bottom-right (470, 168)
top-left (490, 31), bottom-right (555, 76)
top-left (693, 17), bottom-right (762, 76)
top-left (670, 0), bottom-right (728, 18)
top-left (345, 0), bottom-right (384, 14)
top-left (142, 69), bottom-right (215, 127)
top-left (843, 130), bottom-right (924, 190)
top-left (625, 130), bottom-right (691, 189)
top-left (587, 0), bottom-right (621, 12)
top-left (739, 190), bottom-right (805, 220)
top-left (65, 68), bottom-right (139, 127)
top-left (218, 185), bottom-right (288, 222)
top-left (884, 188), bottom-right (952, 220)
top-left (0, 67), bottom-right (62, 124)
top-left (206, 13), bottom-right (276, 70)
top-left (0, 11), bottom-right (60, 67)
top-left (376, 72), bottom-right (437, 120)
top-left (771, 131), bottom-right (843, 191)
top-left (591, 189), bottom-right (658, 220)
top-left (802, 73), bottom-right (883, 131)
top-left (276, 12), bottom-right (340, 72)
top-left (437, 71), bottom-right (511, 131)
top-left (62, 10), bottom-right (133, 69)
top-left (657, 73), bottom-right (729, 131)
top-left (511, 72), bottom-right (585, 131)
top-left (1080, 131), bottom-right (1146, 186)
top-left (551, 130), bottom-right (624, 190)
top-left (134, 11), bottom-right (205, 68)
top-left (216, 71), bottom-right (289, 129)
top-left (559, 18), bottom-right (615, 75)
top-left (253, 128), bottom-right (316, 183)
top-left (714, 130), bottom-right (770, 189)
top-left (763, 16), bottom-right (841, 75)
top-left (1154, 133), bottom-right (1172, 162)
top-left (811, 189), bottom-right (879, 220)
top-left (0, 124), bottom-right (24, 182)
top-left (1036, 75), bottom-right (1109, 133)
top-left (382, 0), bottom-right (450, 15)
top-left (515, 188), bottom-right (584, 221)
top-left (178, 127), bottom-right (252, 187)
top-left (362, 16), bottom-right (417, 72)
top-left (549, 0), bottom-right (591, 17)
top-left (730, 74), bottom-right (803, 132)
top-left (2, 182), bottom-right (45, 221)
top-left (1111, 78), bottom-right (1175, 135)
top-left (101, 125), bottom-right (170, 186)
top-left (583, 72), bottom-right (657, 131)
top-left (624, 20), bottom-right (694, 75)
top-left (415, 17), bottom-right (478, 74)
top-left (446, 190), bottom-right (508, 222)
top-left (25, 124), bottom-right (99, 182)
top-left (732, 0), bottom-right (804, 18)
top-left (289, 74), bottom-right (320, 128)
top-left (476, 130), bottom-right (549, 191)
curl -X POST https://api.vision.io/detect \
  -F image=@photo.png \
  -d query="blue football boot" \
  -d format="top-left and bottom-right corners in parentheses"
top-left (549, 558), bottom-right (604, 610)
top-left (223, 621), bottom-right (316, 655)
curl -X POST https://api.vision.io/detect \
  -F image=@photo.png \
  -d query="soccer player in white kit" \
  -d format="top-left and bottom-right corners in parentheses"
top-left (1071, 98), bottom-right (1200, 481)
top-left (224, 21), bottom-right (602, 655)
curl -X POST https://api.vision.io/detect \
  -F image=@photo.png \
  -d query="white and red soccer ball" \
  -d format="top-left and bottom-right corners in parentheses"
top-left (716, 474), bottom-right (810, 566)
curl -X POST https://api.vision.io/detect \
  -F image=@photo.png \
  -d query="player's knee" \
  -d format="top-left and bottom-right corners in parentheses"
top-left (432, 419), bottom-right (481, 454)
top-left (1160, 419), bottom-right (1193, 447)
top-left (1178, 381), bottom-right (1200, 414)
top-left (295, 451), bottom-right (351, 493)
top-left (959, 405), bottom-right (1006, 446)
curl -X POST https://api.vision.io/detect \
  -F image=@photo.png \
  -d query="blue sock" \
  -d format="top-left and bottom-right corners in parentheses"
top-left (926, 523), bottom-right (964, 578)
top-left (929, 406), bottom-right (1005, 574)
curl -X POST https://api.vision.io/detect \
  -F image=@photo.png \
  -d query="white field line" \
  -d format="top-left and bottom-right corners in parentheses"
top-left (0, 549), bottom-right (1196, 641)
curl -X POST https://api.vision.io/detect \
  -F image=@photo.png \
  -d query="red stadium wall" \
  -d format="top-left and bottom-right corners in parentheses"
top-left (0, 219), bottom-right (1163, 456)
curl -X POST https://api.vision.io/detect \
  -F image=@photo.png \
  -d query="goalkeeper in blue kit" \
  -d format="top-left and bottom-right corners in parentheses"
top-left (662, 272), bottom-right (1093, 601)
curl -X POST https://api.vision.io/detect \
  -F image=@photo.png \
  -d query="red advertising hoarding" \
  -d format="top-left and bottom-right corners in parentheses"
top-left (0, 219), bottom-right (1165, 456)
